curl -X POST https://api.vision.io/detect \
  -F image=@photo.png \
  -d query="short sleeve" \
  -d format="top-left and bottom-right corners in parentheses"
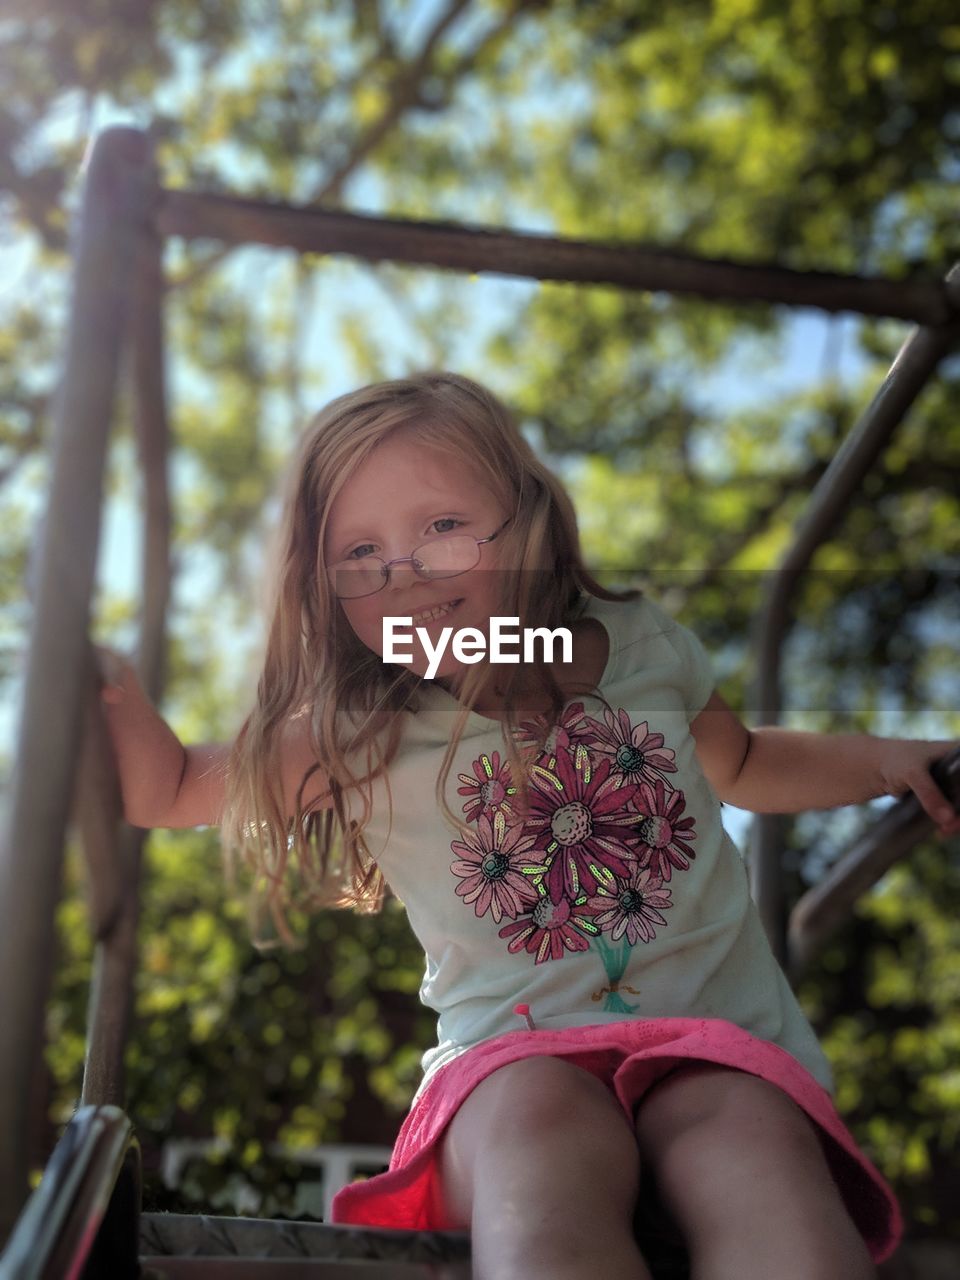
top-left (639, 595), bottom-right (715, 722)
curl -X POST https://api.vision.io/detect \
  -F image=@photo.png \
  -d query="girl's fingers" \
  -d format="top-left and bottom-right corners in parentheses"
top-left (907, 776), bottom-right (953, 828)
top-left (887, 740), bottom-right (960, 830)
top-left (930, 783), bottom-right (960, 838)
top-left (94, 646), bottom-right (130, 699)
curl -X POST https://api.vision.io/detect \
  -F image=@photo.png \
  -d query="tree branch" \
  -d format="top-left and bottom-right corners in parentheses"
top-left (169, 0), bottom-right (473, 292)
top-left (169, 0), bottom-right (543, 295)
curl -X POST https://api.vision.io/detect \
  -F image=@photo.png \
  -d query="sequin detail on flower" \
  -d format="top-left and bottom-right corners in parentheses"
top-left (450, 811), bottom-right (545, 923)
top-left (590, 708), bottom-right (678, 785)
top-left (456, 751), bottom-right (517, 823)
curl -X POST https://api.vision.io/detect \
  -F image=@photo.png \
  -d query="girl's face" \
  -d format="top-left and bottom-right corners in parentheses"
top-left (322, 432), bottom-right (512, 686)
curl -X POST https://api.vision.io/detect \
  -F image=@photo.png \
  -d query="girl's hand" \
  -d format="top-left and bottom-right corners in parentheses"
top-left (95, 646), bottom-right (138, 705)
top-left (878, 738), bottom-right (960, 839)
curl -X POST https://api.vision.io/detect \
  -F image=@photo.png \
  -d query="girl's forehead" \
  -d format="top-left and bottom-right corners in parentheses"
top-left (324, 446), bottom-right (502, 542)
top-left (335, 438), bottom-right (493, 504)
top-left (363, 432), bottom-right (477, 475)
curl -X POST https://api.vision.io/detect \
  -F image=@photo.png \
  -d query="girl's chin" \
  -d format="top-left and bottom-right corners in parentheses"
top-left (421, 660), bottom-right (495, 687)
top-left (418, 662), bottom-right (479, 684)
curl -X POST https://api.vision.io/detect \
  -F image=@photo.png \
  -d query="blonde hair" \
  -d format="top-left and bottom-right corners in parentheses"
top-left (222, 371), bottom-right (639, 947)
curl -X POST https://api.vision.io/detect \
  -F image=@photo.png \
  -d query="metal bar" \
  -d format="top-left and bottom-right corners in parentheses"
top-left (132, 208), bottom-right (174, 707)
top-left (73, 671), bottom-right (125, 942)
top-left (748, 274), bottom-right (960, 963)
top-left (0, 126), bottom-right (154, 1244)
top-left (137, 1261), bottom-right (470, 1277)
top-left (787, 747), bottom-right (960, 982)
top-left (0, 1105), bottom-right (139, 1279)
top-left (156, 188), bottom-right (957, 324)
top-left (80, 849), bottom-right (141, 1110)
top-left (82, 138), bottom-right (172, 1110)
top-left (138, 1213), bottom-right (470, 1264)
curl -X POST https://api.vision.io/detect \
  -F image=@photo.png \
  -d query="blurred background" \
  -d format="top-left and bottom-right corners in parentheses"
top-left (1, 0), bottom-right (958, 1239)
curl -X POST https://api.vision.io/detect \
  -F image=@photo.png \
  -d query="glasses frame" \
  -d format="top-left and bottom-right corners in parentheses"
top-left (328, 516), bottom-right (512, 600)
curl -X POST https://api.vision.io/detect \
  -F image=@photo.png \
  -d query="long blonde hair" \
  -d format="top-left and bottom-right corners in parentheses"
top-left (222, 371), bottom-right (639, 947)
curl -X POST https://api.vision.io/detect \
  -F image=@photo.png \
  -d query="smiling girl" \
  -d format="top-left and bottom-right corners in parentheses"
top-left (101, 371), bottom-right (960, 1280)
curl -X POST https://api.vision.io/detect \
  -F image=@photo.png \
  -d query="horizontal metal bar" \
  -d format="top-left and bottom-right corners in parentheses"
top-left (139, 1213), bottom-right (470, 1262)
top-left (156, 189), bottom-right (957, 324)
top-left (139, 1260), bottom-right (470, 1277)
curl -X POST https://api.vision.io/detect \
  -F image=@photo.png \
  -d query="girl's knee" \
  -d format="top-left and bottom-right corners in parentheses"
top-left (463, 1055), bottom-right (632, 1138)
top-left (631, 1067), bottom-right (876, 1277)
top-left (634, 1062), bottom-right (819, 1161)
top-left (637, 1068), bottom-right (833, 1214)
top-left (437, 1055), bottom-right (641, 1230)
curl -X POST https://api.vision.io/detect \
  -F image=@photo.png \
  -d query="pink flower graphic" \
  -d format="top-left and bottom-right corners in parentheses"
top-left (513, 701), bottom-right (599, 758)
top-left (589, 708), bottom-right (678, 786)
top-left (498, 891), bottom-right (597, 964)
top-left (457, 751), bottom-right (517, 823)
top-left (585, 866), bottom-right (673, 945)
top-left (451, 811), bottom-right (545, 922)
top-left (632, 777), bottom-right (697, 882)
top-left (526, 743), bottom-right (642, 904)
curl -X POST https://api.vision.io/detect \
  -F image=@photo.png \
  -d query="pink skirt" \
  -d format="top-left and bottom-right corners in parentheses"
top-left (331, 1016), bottom-right (903, 1264)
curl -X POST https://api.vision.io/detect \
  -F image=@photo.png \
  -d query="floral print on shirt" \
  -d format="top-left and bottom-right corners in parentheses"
top-left (450, 704), bottom-right (697, 998)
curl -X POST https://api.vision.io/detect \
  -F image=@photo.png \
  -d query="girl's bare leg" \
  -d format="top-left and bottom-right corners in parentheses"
top-left (436, 1055), bottom-right (653, 1280)
top-left (633, 1062), bottom-right (877, 1280)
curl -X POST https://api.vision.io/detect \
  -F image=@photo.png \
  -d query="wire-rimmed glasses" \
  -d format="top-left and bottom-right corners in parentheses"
top-left (327, 517), bottom-right (512, 600)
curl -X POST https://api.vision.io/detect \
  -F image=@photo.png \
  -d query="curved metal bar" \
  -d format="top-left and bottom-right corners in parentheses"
top-left (0, 1105), bottom-right (140, 1280)
top-left (787, 746), bottom-right (960, 982)
top-left (748, 283), bottom-right (960, 964)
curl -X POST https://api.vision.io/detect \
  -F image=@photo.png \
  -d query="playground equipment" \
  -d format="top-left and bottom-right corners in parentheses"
top-left (1, 126), bottom-right (958, 1277)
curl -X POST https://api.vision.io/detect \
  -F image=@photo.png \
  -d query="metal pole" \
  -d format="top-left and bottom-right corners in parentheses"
top-left (157, 189), bottom-right (957, 325)
top-left (0, 126), bottom-right (154, 1243)
top-left (82, 149), bottom-right (172, 1108)
top-left (749, 277), bottom-right (960, 963)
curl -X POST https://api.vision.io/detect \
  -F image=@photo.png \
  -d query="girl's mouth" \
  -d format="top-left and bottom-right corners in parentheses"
top-left (409, 597), bottom-right (464, 625)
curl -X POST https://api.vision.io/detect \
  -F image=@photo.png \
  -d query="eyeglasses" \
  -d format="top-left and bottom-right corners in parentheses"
top-left (328, 518), bottom-right (512, 600)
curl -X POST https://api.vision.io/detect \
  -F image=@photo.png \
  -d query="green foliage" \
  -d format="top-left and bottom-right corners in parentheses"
top-left (795, 842), bottom-right (960, 1232)
top-left (47, 829), bottom-right (434, 1214)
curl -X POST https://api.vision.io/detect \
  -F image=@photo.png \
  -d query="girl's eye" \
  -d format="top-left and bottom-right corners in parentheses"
top-left (431, 518), bottom-right (461, 534)
top-left (346, 543), bottom-right (377, 560)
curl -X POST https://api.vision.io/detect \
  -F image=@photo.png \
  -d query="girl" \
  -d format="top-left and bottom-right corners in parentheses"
top-left (101, 371), bottom-right (960, 1280)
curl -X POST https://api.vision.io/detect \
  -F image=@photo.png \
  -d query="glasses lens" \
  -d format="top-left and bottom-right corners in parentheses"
top-left (332, 563), bottom-right (385, 599)
top-left (414, 536), bottom-right (478, 578)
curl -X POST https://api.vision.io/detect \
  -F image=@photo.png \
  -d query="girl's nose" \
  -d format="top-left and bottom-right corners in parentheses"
top-left (383, 559), bottom-right (424, 591)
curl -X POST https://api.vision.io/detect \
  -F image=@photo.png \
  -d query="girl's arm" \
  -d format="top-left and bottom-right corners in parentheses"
top-left (97, 650), bottom-right (332, 829)
top-left (97, 649), bottom-right (228, 828)
top-left (690, 689), bottom-right (960, 835)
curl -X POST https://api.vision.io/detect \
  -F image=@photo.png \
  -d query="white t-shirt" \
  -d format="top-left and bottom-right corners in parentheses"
top-left (346, 592), bottom-right (833, 1106)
